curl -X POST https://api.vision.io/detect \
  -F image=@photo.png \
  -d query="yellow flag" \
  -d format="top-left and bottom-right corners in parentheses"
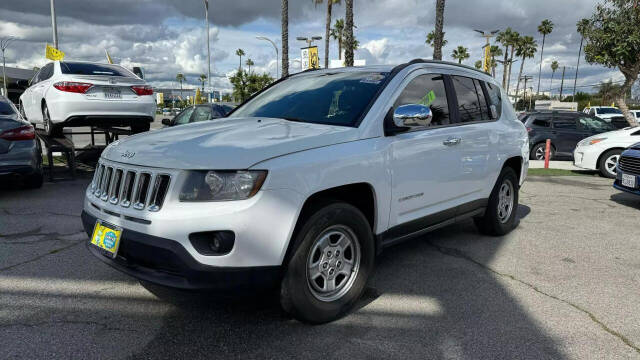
top-left (105, 49), bottom-right (113, 64)
top-left (46, 44), bottom-right (65, 61)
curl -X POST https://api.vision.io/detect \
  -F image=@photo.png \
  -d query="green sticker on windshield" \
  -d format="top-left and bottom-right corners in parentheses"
top-left (419, 90), bottom-right (436, 107)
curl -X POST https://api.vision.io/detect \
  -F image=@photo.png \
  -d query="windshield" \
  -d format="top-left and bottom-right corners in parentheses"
top-left (60, 62), bottom-right (135, 77)
top-left (597, 107), bottom-right (622, 114)
top-left (230, 71), bottom-right (389, 127)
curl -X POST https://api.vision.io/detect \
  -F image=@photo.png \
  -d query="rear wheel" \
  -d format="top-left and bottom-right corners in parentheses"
top-left (42, 103), bottom-right (62, 137)
top-left (474, 167), bottom-right (519, 236)
top-left (598, 149), bottom-right (622, 179)
top-left (280, 202), bottom-right (374, 324)
top-left (530, 142), bottom-right (554, 161)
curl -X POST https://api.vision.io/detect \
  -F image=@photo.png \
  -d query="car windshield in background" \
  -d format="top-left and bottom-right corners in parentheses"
top-left (230, 71), bottom-right (389, 127)
top-left (579, 116), bottom-right (616, 131)
top-left (598, 108), bottom-right (622, 114)
top-left (0, 101), bottom-right (17, 116)
top-left (60, 62), bottom-right (135, 77)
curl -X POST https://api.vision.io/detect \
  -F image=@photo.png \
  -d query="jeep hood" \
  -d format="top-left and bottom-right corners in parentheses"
top-left (102, 117), bottom-right (359, 169)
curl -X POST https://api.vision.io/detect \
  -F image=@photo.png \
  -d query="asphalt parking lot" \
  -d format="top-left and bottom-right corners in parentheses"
top-left (1, 173), bottom-right (639, 359)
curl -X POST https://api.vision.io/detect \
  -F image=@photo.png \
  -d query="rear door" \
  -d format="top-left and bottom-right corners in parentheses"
top-left (31, 63), bottom-right (55, 121)
top-left (552, 114), bottom-right (581, 155)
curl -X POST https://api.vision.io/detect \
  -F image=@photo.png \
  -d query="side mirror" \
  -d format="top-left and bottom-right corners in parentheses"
top-left (393, 104), bottom-right (433, 128)
top-left (489, 105), bottom-right (498, 119)
top-left (161, 118), bottom-right (172, 126)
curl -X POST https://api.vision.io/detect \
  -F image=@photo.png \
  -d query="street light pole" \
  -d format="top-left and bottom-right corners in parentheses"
top-left (1, 37), bottom-right (16, 98)
top-left (296, 36), bottom-right (322, 48)
top-left (474, 30), bottom-right (500, 73)
top-left (256, 36), bottom-right (279, 79)
top-left (204, 0), bottom-right (211, 103)
top-left (50, 0), bottom-right (58, 49)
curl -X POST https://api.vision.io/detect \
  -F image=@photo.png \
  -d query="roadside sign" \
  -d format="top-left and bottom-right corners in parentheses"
top-left (45, 44), bottom-right (65, 61)
top-left (301, 46), bottom-right (319, 70)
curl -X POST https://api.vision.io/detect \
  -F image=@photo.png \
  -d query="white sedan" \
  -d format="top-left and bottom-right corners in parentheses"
top-left (19, 61), bottom-right (156, 136)
top-left (574, 126), bottom-right (640, 178)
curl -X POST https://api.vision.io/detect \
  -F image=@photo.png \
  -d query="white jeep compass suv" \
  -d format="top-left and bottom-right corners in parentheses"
top-left (82, 60), bottom-right (529, 323)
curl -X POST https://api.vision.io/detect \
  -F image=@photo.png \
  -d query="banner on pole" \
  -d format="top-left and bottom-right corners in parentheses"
top-left (46, 44), bottom-right (65, 61)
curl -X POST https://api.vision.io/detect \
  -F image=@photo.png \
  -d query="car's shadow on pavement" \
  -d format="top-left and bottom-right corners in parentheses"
top-left (610, 193), bottom-right (640, 210)
top-left (130, 204), bottom-right (565, 360)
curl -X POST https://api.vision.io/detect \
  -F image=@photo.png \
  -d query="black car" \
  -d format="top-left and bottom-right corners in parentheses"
top-left (523, 111), bottom-right (616, 160)
top-left (0, 96), bottom-right (43, 188)
top-left (614, 142), bottom-right (640, 196)
top-left (161, 104), bottom-right (234, 127)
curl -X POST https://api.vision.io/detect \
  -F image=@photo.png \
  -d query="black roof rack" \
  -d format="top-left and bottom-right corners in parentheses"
top-left (391, 58), bottom-right (491, 77)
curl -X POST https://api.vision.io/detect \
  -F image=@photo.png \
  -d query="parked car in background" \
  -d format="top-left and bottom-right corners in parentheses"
top-left (162, 108), bottom-right (171, 116)
top-left (0, 96), bottom-right (43, 188)
top-left (83, 61), bottom-right (528, 323)
top-left (613, 143), bottom-right (640, 196)
top-left (583, 106), bottom-right (622, 122)
top-left (161, 103), bottom-right (233, 127)
top-left (523, 110), bottom-right (616, 160)
top-left (19, 61), bottom-right (156, 137)
top-left (608, 115), bottom-right (637, 129)
top-left (574, 126), bottom-right (640, 178)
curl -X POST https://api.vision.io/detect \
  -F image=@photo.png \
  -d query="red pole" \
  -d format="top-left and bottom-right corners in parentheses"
top-left (544, 139), bottom-right (551, 169)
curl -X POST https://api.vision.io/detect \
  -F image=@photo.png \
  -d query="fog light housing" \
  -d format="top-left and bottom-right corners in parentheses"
top-left (189, 231), bottom-right (235, 256)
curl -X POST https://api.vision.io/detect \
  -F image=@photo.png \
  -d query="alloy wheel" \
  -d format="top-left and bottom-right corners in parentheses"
top-left (604, 154), bottom-right (619, 177)
top-left (497, 179), bottom-right (514, 223)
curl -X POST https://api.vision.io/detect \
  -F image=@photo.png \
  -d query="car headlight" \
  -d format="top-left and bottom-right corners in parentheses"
top-left (579, 137), bottom-right (607, 146)
top-left (179, 170), bottom-right (267, 201)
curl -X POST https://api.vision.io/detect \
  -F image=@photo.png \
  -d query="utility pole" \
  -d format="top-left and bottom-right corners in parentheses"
top-left (256, 36), bottom-right (278, 79)
top-left (559, 66), bottom-right (566, 100)
top-left (204, 0), bottom-right (211, 103)
top-left (1, 37), bottom-right (15, 98)
top-left (50, 0), bottom-right (58, 49)
top-left (572, 37), bottom-right (584, 100)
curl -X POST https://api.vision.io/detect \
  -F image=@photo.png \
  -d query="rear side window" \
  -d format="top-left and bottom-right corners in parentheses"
top-left (174, 107), bottom-right (195, 125)
top-left (60, 62), bottom-right (134, 77)
top-left (451, 75), bottom-right (489, 123)
top-left (0, 101), bottom-right (17, 116)
top-left (553, 116), bottom-right (577, 130)
top-left (192, 106), bottom-right (212, 122)
top-left (394, 74), bottom-right (450, 126)
top-left (531, 116), bottom-right (551, 127)
top-left (484, 82), bottom-right (502, 119)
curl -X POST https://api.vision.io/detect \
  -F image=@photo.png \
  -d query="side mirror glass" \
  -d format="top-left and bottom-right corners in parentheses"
top-left (489, 105), bottom-right (498, 119)
top-left (393, 104), bottom-right (433, 128)
top-left (161, 118), bottom-right (172, 126)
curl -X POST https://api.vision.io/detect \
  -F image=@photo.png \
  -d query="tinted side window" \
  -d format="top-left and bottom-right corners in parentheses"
top-left (394, 74), bottom-right (450, 126)
top-left (531, 115), bottom-right (551, 127)
top-left (553, 116), bottom-right (577, 130)
top-left (174, 107), bottom-right (195, 125)
top-left (484, 81), bottom-right (502, 119)
top-left (578, 116), bottom-right (615, 132)
top-left (40, 64), bottom-right (54, 81)
top-left (589, 108), bottom-right (596, 116)
top-left (451, 75), bottom-right (487, 123)
top-left (192, 106), bottom-right (212, 122)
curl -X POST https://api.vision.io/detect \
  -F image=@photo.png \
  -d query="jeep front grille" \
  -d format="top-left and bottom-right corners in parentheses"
top-left (91, 162), bottom-right (171, 212)
top-left (618, 155), bottom-right (640, 176)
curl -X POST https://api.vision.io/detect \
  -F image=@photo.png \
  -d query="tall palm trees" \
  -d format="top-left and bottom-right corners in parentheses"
top-left (344, 0), bottom-right (354, 66)
top-left (281, 0), bottom-right (289, 77)
top-left (514, 36), bottom-right (537, 104)
top-left (246, 58), bottom-right (254, 73)
top-left (432, 0), bottom-right (446, 60)
top-left (235, 49), bottom-right (245, 72)
top-left (451, 46), bottom-right (470, 64)
top-left (426, 31), bottom-right (447, 50)
top-left (506, 31), bottom-right (521, 95)
top-left (550, 60), bottom-right (559, 98)
top-left (199, 74), bottom-right (207, 91)
top-left (536, 19), bottom-right (554, 95)
top-left (330, 19), bottom-right (345, 60)
top-left (175, 73), bottom-right (185, 91)
top-left (314, 0), bottom-right (341, 69)
top-left (574, 19), bottom-right (590, 99)
top-left (496, 28), bottom-right (516, 88)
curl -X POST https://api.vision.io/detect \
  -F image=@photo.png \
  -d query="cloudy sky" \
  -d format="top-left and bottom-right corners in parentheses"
top-left (0, 0), bottom-right (628, 95)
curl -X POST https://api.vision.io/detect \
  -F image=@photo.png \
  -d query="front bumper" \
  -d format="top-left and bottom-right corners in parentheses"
top-left (613, 170), bottom-right (640, 196)
top-left (573, 145), bottom-right (601, 170)
top-left (82, 210), bottom-right (281, 290)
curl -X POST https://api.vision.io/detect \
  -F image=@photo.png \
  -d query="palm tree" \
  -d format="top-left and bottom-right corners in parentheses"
top-left (496, 28), bottom-right (515, 87)
top-left (432, 0), bottom-right (446, 60)
top-left (451, 46), bottom-right (470, 64)
top-left (281, 0), bottom-right (289, 77)
top-left (246, 58), bottom-right (254, 73)
top-left (489, 45), bottom-right (503, 78)
top-left (514, 36), bottom-right (537, 105)
top-left (506, 31), bottom-right (521, 95)
top-left (425, 31), bottom-right (448, 49)
top-left (536, 19), bottom-right (554, 94)
top-left (344, 0), bottom-right (354, 66)
top-left (330, 19), bottom-right (345, 60)
top-left (550, 60), bottom-right (559, 98)
top-left (314, 0), bottom-right (341, 69)
top-left (175, 73), bottom-right (185, 91)
top-left (474, 60), bottom-right (482, 70)
top-left (235, 49), bottom-right (245, 72)
top-left (199, 74), bottom-right (207, 91)
top-left (574, 19), bottom-right (590, 99)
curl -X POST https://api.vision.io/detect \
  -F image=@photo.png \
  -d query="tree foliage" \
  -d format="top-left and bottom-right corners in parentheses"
top-left (580, 0), bottom-right (640, 125)
top-left (229, 70), bottom-right (274, 103)
top-left (451, 46), bottom-right (470, 64)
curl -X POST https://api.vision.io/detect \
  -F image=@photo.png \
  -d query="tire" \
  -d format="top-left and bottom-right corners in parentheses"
top-left (280, 202), bottom-right (375, 324)
top-left (530, 142), bottom-right (554, 161)
top-left (598, 149), bottom-right (622, 179)
top-left (474, 167), bottom-right (519, 236)
top-left (131, 122), bottom-right (150, 134)
top-left (24, 140), bottom-right (44, 189)
top-left (42, 103), bottom-right (62, 137)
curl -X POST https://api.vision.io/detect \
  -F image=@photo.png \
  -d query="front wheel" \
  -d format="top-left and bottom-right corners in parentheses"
top-left (474, 167), bottom-right (519, 236)
top-left (280, 202), bottom-right (375, 324)
top-left (598, 149), bottom-right (621, 179)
